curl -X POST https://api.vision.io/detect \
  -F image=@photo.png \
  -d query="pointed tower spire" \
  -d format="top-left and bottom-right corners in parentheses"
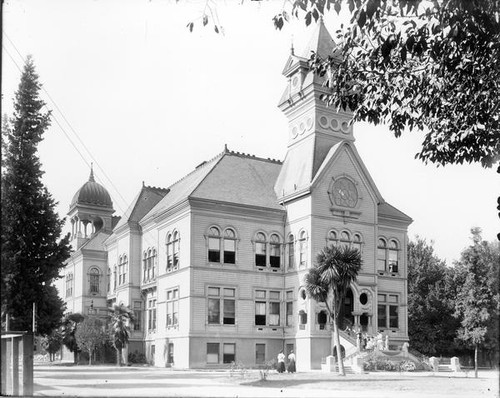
top-left (89, 163), bottom-right (95, 182)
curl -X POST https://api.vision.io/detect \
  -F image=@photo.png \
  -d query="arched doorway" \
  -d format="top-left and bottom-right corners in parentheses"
top-left (339, 288), bottom-right (354, 329)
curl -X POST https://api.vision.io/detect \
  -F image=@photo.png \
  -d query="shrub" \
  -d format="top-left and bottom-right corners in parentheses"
top-left (400, 360), bottom-right (416, 372)
top-left (128, 351), bottom-right (147, 364)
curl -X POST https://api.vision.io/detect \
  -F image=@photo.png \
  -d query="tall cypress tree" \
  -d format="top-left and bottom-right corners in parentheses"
top-left (1, 56), bottom-right (71, 335)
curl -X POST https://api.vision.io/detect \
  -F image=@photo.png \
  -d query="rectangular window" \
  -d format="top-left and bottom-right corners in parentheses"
top-left (208, 298), bottom-right (220, 324)
top-left (167, 343), bottom-right (174, 365)
top-left (270, 243), bottom-right (280, 268)
top-left (208, 238), bottom-right (220, 262)
top-left (166, 288), bottom-right (179, 328)
top-left (223, 299), bottom-right (235, 325)
top-left (286, 301), bottom-right (293, 326)
top-left (255, 344), bottom-right (265, 364)
top-left (133, 301), bottom-right (142, 331)
top-left (148, 299), bottom-right (157, 331)
top-left (269, 302), bottom-right (280, 326)
top-left (255, 302), bottom-right (266, 325)
top-left (207, 343), bottom-right (219, 364)
top-left (223, 343), bottom-right (235, 364)
top-left (207, 287), bottom-right (235, 325)
top-left (223, 239), bottom-right (236, 264)
top-left (378, 293), bottom-right (399, 329)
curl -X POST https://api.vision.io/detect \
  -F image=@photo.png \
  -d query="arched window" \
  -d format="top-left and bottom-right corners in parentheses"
top-left (255, 232), bottom-right (267, 267)
top-left (288, 234), bottom-right (295, 269)
top-left (208, 227), bottom-right (221, 262)
top-left (318, 310), bottom-right (328, 330)
top-left (388, 240), bottom-right (399, 272)
top-left (353, 234), bottom-right (362, 253)
top-left (340, 231), bottom-right (350, 248)
top-left (328, 230), bottom-right (338, 246)
top-left (223, 228), bottom-right (236, 264)
top-left (377, 239), bottom-right (387, 272)
top-left (298, 230), bottom-right (307, 267)
top-left (269, 234), bottom-right (281, 268)
top-left (166, 233), bottom-right (173, 271)
top-left (89, 267), bottom-right (100, 294)
top-left (172, 231), bottom-right (180, 269)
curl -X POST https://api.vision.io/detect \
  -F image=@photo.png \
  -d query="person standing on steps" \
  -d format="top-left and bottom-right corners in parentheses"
top-left (277, 350), bottom-right (286, 373)
top-left (287, 350), bottom-right (296, 373)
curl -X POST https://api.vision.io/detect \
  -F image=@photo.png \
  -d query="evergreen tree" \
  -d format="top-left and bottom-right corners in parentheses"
top-left (1, 56), bottom-right (71, 335)
top-left (454, 228), bottom-right (500, 377)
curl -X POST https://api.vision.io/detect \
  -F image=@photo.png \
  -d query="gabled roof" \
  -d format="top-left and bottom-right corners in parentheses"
top-left (113, 184), bottom-right (169, 231)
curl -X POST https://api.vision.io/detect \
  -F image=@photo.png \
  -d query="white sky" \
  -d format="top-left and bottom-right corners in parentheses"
top-left (2, 0), bottom-right (498, 266)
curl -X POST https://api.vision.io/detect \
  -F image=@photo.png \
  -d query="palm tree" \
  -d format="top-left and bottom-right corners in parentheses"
top-left (109, 304), bottom-right (136, 366)
top-left (304, 245), bottom-right (362, 376)
top-left (60, 313), bottom-right (85, 364)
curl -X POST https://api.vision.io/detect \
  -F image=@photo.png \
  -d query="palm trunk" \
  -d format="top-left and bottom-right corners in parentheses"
top-left (73, 350), bottom-right (78, 365)
top-left (117, 348), bottom-right (122, 366)
top-left (474, 344), bottom-right (478, 378)
top-left (89, 350), bottom-right (92, 365)
top-left (333, 317), bottom-right (345, 376)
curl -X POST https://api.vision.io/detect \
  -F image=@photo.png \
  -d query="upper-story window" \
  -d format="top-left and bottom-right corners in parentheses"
top-left (328, 230), bottom-right (337, 246)
top-left (148, 298), bottom-right (157, 332)
top-left (143, 248), bottom-right (156, 282)
top-left (298, 230), bottom-right (307, 267)
top-left (208, 227), bottom-right (221, 262)
top-left (118, 255), bottom-right (128, 285)
top-left (378, 238), bottom-right (399, 273)
top-left (107, 267), bottom-right (111, 293)
top-left (66, 273), bottom-right (73, 298)
top-left (377, 239), bottom-right (387, 272)
top-left (378, 293), bottom-right (399, 329)
top-left (172, 231), bottom-right (180, 269)
top-left (255, 233), bottom-right (267, 267)
top-left (208, 227), bottom-right (237, 264)
top-left (254, 290), bottom-right (281, 326)
top-left (166, 231), bottom-right (179, 272)
top-left (287, 234), bottom-right (295, 269)
top-left (353, 234), bottom-right (362, 252)
top-left (89, 267), bottom-right (100, 294)
top-left (208, 287), bottom-right (236, 325)
top-left (113, 265), bottom-right (117, 290)
top-left (223, 229), bottom-right (236, 264)
top-left (269, 234), bottom-right (281, 268)
top-left (388, 240), bottom-right (399, 272)
top-left (339, 231), bottom-right (351, 248)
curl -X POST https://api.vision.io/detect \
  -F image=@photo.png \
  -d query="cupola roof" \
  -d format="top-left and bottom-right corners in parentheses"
top-left (70, 167), bottom-right (113, 208)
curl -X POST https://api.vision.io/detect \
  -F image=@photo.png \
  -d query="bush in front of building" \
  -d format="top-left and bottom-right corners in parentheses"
top-left (128, 351), bottom-right (147, 364)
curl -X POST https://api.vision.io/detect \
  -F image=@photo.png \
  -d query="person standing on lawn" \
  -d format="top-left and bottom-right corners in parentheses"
top-left (287, 350), bottom-right (296, 373)
top-left (277, 350), bottom-right (286, 373)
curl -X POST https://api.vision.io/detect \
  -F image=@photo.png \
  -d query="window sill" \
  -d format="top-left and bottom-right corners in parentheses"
top-left (377, 271), bottom-right (400, 277)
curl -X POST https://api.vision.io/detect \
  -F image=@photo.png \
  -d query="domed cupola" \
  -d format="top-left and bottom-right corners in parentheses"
top-left (70, 168), bottom-right (113, 209)
top-left (68, 166), bottom-right (115, 249)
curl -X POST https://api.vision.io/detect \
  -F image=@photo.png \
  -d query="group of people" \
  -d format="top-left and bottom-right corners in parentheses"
top-left (277, 350), bottom-right (296, 373)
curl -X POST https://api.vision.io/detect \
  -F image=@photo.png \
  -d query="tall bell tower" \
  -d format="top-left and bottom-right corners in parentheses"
top-left (275, 19), bottom-right (354, 201)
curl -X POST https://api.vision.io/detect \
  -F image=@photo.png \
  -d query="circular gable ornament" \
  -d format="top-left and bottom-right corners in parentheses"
top-left (331, 178), bottom-right (358, 208)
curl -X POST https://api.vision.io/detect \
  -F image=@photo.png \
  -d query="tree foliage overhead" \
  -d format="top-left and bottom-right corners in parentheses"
top-left (273, 0), bottom-right (500, 168)
top-left (1, 56), bottom-right (71, 335)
